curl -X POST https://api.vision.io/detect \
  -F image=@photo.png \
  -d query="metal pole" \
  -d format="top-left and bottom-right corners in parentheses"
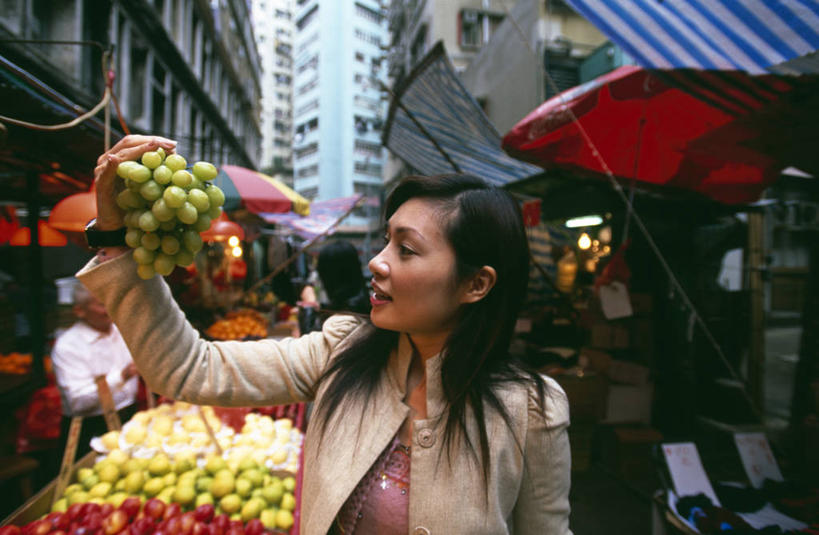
top-left (748, 210), bottom-right (766, 413)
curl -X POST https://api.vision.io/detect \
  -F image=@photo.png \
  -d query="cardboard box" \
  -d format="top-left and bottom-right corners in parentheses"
top-left (590, 322), bottom-right (630, 349)
top-left (629, 293), bottom-right (654, 316)
top-left (554, 372), bottom-right (609, 423)
top-left (607, 359), bottom-right (651, 386)
top-left (605, 382), bottom-right (654, 424)
top-left (579, 347), bottom-right (612, 375)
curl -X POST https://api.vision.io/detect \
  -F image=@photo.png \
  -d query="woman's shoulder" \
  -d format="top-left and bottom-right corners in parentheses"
top-left (500, 373), bottom-right (569, 429)
top-left (321, 314), bottom-right (369, 349)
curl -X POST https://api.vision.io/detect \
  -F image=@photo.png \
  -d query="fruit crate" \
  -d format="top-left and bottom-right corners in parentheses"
top-left (0, 451), bottom-right (96, 527)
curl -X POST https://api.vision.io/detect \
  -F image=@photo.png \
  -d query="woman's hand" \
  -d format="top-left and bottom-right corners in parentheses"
top-left (93, 135), bottom-right (177, 230)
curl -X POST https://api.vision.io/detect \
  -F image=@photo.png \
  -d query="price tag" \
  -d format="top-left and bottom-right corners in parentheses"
top-left (734, 432), bottom-right (783, 488)
top-left (53, 416), bottom-right (82, 504)
top-left (95, 375), bottom-right (122, 431)
top-left (599, 281), bottom-right (633, 319)
top-left (662, 442), bottom-right (720, 505)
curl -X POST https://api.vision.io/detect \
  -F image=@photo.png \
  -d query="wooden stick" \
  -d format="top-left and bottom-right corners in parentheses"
top-left (53, 416), bottom-right (82, 504)
top-left (197, 406), bottom-right (224, 456)
top-left (94, 375), bottom-right (122, 431)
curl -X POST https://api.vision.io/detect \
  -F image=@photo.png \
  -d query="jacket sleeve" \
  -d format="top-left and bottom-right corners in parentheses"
top-left (512, 376), bottom-right (573, 535)
top-left (76, 252), bottom-right (362, 407)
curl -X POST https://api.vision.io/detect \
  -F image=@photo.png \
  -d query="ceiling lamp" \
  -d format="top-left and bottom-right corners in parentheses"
top-left (200, 211), bottom-right (245, 242)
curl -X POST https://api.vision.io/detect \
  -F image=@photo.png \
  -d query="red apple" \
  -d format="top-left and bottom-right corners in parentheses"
top-left (228, 521), bottom-right (242, 532)
top-left (0, 526), bottom-right (22, 535)
top-left (211, 515), bottom-right (229, 535)
top-left (26, 519), bottom-right (51, 535)
top-left (49, 513), bottom-right (70, 532)
top-left (192, 505), bottom-right (214, 525)
top-left (224, 527), bottom-right (243, 535)
top-left (102, 510), bottom-right (128, 535)
top-left (179, 513), bottom-right (195, 535)
top-left (165, 516), bottom-right (182, 535)
top-left (83, 512), bottom-right (103, 532)
top-left (163, 504), bottom-right (182, 522)
top-left (99, 505), bottom-right (114, 518)
top-left (143, 499), bottom-right (166, 521)
top-left (51, 531), bottom-right (67, 535)
top-left (118, 498), bottom-right (141, 520)
top-left (67, 504), bottom-right (84, 522)
top-left (243, 519), bottom-right (263, 535)
top-left (80, 503), bottom-right (101, 519)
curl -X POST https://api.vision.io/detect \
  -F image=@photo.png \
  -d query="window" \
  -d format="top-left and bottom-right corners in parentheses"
top-left (295, 98), bottom-right (319, 117)
top-left (296, 5), bottom-right (318, 31)
top-left (294, 142), bottom-right (319, 159)
top-left (297, 32), bottom-right (319, 54)
top-left (459, 9), bottom-right (504, 48)
top-left (355, 51), bottom-right (365, 62)
top-left (297, 186), bottom-right (319, 199)
top-left (297, 165), bottom-right (318, 178)
top-left (354, 28), bottom-right (381, 46)
top-left (275, 9), bottom-right (290, 19)
top-left (355, 2), bottom-right (383, 24)
top-left (354, 95), bottom-right (379, 112)
top-left (296, 76), bottom-right (318, 95)
top-left (354, 139), bottom-right (382, 158)
top-left (296, 54), bottom-right (318, 74)
top-left (354, 161), bottom-right (382, 178)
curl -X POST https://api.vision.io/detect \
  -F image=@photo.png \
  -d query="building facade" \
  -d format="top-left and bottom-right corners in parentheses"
top-left (252, 0), bottom-right (295, 185)
top-left (1, 0), bottom-right (263, 169)
top-left (291, 0), bottom-right (389, 239)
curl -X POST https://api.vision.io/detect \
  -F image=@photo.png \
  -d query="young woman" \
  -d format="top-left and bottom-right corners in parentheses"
top-left (80, 135), bottom-right (571, 535)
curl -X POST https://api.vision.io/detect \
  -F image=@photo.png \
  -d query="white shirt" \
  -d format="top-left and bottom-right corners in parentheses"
top-left (51, 321), bottom-right (139, 417)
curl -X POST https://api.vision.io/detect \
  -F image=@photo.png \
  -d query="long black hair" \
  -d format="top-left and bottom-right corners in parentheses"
top-left (313, 174), bottom-right (548, 482)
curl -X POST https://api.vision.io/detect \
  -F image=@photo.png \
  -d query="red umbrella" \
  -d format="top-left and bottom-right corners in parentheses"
top-left (213, 165), bottom-right (310, 216)
top-left (502, 66), bottom-right (803, 204)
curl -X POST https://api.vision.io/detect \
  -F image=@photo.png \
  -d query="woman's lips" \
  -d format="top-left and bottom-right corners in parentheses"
top-left (370, 284), bottom-right (392, 306)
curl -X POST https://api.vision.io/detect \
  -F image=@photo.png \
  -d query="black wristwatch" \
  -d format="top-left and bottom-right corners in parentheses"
top-left (84, 218), bottom-right (127, 248)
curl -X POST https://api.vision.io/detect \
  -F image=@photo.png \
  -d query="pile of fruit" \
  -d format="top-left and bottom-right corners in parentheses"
top-left (205, 310), bottom-right (268, 340)
top-left (0, 352), bottom-right (32, 374)
top-left (115, 149), bottom-right (226, 279)
top-left (94, 402), bottom-right (301, 474)
top-left (0, 496), bottom-right (286, 535)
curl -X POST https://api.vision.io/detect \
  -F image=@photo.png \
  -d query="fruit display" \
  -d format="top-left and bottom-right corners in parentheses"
top-left (1, 496), bottom-right (288, 535)
top-left (115, 149), bottom-right (226, 280)
top-left (92, 402), bottom-right (301, 474)
top-left (0, 352), bottom-right (32, 374)
top-left (205, 310), bottom-right (268, 341)
top-left (39, 402), bottom-right (301, 532)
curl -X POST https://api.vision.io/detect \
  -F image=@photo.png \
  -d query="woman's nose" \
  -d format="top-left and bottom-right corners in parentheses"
top-left (368, 254), bottom-right (389, 277)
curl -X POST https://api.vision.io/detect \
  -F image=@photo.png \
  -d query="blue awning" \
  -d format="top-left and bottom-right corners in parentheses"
top-left (564, 0), bottom-right (819, 75)
top-left (382, 42), bottom-right (541, 186)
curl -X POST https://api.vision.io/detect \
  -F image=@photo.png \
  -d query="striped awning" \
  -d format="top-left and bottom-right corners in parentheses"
top-left (382, 42), bottom-right (541, 186)
top-left (564, 0), bottom-right (819, 75)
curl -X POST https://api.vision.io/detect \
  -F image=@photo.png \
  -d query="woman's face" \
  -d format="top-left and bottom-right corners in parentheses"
top-left (368, 198), bottom-right (469, 345)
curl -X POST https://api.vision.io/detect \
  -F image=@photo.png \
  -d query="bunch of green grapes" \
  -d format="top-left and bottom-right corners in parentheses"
top-left (115, 148), bottom-right (226, 280)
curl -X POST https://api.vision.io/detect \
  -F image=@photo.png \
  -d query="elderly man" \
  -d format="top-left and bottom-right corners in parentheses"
top-left (52, 281), bottom-right (140, 457)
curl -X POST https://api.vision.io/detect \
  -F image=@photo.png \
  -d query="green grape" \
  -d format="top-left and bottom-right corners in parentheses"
top-left (125, 178), bottom-right (143, 193)
top-left (133, 247), bottom-right (156, 265)
top-left (116, 190), bottom-right (143, 210)
top-left (192, 162), bottom-right (218, 181)
top-left (160, 235), bottom-right (181, 255)
top-left (164, 154), bottom-right (187, 172)
top-left (128, 164), bottom-right (152, 184)
top-left (138, 211), bottom-right (160, 232)
top-left (117, 161), bottom-right (137, 179)
top-left (187, 189), bottom-right (210, 213)
top-left (140, 232), bottom-right (161, 250)
top-left (205, 185), bottom-right (226, 207)
top-left (139, 180), bottom-right (163, 202)
top-left (182, 230), bottom-right (203, 253)
top-left (176, 202), bottom-right (198, 225)
top-left (159, 220), bottom-right (177, 231)
top-left (125, 228), bottom-right (144, 249)
top-left (156, 147), bottom-right (166, 160)
top-left (175, 250), bottom-right (195, 267)
top-left (163, 186), bottom-right (187, 209)
top-left (151, 198), bottom-right (176, 222)
top-left (125, 210), bottom-right (145, 228)
top-left (154, 253), bottom-right (176, 276)
top-left (136, 264), bottom-right (156, 280)
top-left (207, 205), bottom-right (222, 220)
top-left (141, 151), bottom-right (163, 169)
top-left (153, 165), bottom-right (173, 185)
top-left (189, 177), bottom-right (205, 190)
top-left (172, 170), bottom-right (193, 188)
top-left (192, 214), bottom-right (212, 232)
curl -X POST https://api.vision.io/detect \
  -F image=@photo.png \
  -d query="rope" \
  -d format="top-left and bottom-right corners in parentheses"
top-left (0, 40), bottom-right (114, 132)
top-left (500, 1), bottom-right (760, 417)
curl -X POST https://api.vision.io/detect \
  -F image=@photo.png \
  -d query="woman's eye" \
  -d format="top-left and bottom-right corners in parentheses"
top-left (399, 245), bottom-right (415, 256)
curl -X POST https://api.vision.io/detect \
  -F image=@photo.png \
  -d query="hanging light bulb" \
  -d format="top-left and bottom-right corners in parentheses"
top-left (228, 235), bottom-right (240, 248)
top-left (231, 246), bottom-right (243, 257)
top-left (578, 232), bottom-right (592, 250)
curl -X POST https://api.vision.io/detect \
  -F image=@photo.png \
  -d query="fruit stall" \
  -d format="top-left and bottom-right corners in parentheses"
top-left (1, 401), bottom-right (304, 535)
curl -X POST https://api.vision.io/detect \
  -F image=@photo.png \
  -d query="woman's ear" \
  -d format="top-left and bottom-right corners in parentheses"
top-left (461, 266), bottom-right (497, 304)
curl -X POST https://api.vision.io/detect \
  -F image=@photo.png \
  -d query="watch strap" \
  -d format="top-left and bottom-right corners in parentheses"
top-left (84, 218), bottom-right (127, 248)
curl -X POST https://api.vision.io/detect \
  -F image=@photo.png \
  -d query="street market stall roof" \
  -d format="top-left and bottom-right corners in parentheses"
top-left (381, 41), bottom-right (541, 185)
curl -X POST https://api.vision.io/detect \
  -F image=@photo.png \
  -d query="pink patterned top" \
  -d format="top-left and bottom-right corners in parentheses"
top-left (333, 435), bottom-right (411, 534)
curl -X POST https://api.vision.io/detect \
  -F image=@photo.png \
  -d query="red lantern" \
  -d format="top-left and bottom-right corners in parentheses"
top-left (9, 220), bottom-right (68, 247)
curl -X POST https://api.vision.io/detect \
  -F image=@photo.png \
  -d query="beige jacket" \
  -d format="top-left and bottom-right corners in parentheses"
top-left (78, 253), bottom-right (572, 535)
